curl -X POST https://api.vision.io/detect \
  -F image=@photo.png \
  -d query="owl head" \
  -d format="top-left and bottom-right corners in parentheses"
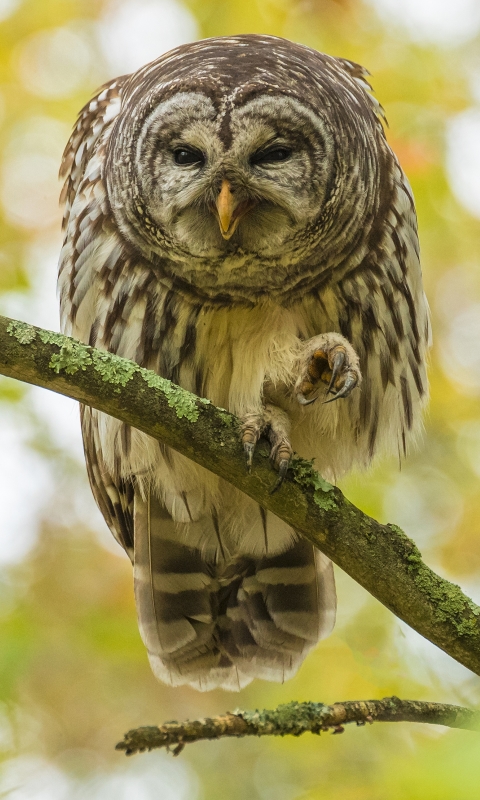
top-left (105, 35), bottom-right (393, 300)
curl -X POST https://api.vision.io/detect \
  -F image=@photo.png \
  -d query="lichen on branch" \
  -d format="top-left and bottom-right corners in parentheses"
top-left (115, 698), bottom-right (480, 756)
top-left (6, 317), bottom-right (202, 420)
top-left (1, 312), bottom-right (480, 677)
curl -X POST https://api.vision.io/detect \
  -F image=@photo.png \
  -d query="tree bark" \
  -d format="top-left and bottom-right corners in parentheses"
top-left (1, 314), bottom-right (480, 677)
top-left (115, 698), bottom-right (480, 756)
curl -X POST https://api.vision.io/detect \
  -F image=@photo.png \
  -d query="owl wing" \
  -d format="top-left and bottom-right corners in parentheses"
top-left (80, 405), bottom-right (135, 561)
top-left (59, 76), bottom-right (127, 232)
top-left (60, 79), bottom-right (136, 559)
top-left (58, 74), bottom-right (136, 344)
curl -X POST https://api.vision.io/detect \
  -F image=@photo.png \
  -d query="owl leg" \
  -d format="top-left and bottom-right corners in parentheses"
top-left (241, 404), bottom-right (292, 489)
top-left (295, 332), bottom-right (361, 406)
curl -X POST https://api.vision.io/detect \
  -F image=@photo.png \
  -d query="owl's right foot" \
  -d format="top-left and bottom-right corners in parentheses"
top-left (241, 405), bottom-right (292, 493)
top-left (295, 332), bottom-right (361, 406)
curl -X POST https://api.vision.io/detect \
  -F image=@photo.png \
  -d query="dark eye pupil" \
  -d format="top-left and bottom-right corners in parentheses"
top-left (174, 148), bottom-right (204, 166)
top-left (252, 147), bottom-right (292, 165)
top-left (267, 148), bottom-right (290, 161)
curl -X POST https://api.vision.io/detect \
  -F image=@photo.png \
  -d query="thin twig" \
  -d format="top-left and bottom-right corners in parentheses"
top-left (115, 698), bottom-right (480, 755)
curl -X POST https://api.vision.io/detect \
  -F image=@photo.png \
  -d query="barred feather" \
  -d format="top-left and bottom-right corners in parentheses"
top-left (133, 491), bottom-right (335, 690)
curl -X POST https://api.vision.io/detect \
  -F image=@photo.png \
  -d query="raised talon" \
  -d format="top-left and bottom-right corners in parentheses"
top-left (322, 372), bottom-right (358, 404)
top-left (296, 392), bottom-right (318, 406)
top-left (295, 334), bottom-right (361, 407)
top-left (327, 349), bottom-right (346, 395)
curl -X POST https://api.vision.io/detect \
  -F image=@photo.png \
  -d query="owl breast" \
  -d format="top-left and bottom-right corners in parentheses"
top-left (193, 301), bottom-right (305, 415)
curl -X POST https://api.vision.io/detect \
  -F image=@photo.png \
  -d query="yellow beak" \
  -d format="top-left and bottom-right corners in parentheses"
top-left (215, 179), bottom-right (255, 240)
top-left (216, 179), bottom-right (236, 239)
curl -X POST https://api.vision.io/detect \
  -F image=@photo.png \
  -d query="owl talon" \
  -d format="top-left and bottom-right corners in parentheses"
top-left (240, 406), bottom-right (292, 487)
top-left (241, 414), bottom-right (263, 473)
top-left (244, 441), bottom-right (256, 472)
top-left (323, 372), bottom-right (358, 403)
top-left (295, 334), bottom-right (361, 406)
top-left (296, 392), bottom-right (318, 406)
top-left (270, 458), bottom-right (290, 494)
top-left (327, 350), bottom-right (346, 395)
top-left (269, 432), bottom-right (293, 494)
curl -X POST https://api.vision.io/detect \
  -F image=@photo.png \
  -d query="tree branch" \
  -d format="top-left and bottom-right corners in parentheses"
top-left (1, 315), bottom-right (480, 676)
top-left (115, 698), bottom-right (480, 756)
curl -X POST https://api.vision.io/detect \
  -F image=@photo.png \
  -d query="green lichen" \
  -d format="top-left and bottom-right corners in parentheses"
top-left (34, 329), bottom-right (201, 420)
top-left (39, 330), bottom-right (66, 347)
top-left (291, 457), bottom-right (337, 511)
top-left (7, 320), bottom-right (36, 345)
top-left (92, 350), bottom-right (137, 387)
top-left (49, 340), bottom-right (92, 375)
top-left (235, 701), bottom-right (329, 736)
top-left (140, 367), bottom-right (200, 422)
top-left (387, 523), bottom-right (404, 537)
top-left (386, 523), bottom-right (423, 569)
top-left (413, 565), bottom-right (480, 637)
top-left (216, 409), bottom-right (237, 427)
top-left (386, 522), bottom-right (480, 636)
top-left (25, 324), bottom-right (209, 422)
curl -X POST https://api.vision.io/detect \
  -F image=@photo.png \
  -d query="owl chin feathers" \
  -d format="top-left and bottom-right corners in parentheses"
top-left (170, 201), bottom-right (297, 258)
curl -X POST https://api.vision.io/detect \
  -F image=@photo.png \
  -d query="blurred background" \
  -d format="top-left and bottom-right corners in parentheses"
top-left (0, 0), bottom-right (480, 797)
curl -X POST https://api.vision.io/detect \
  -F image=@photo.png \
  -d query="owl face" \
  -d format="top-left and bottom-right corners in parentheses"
top-left (110, 91), bottom-right (333, 265)
top-left (105, 36), bottom-right (390, 299)
top-left (131, 92), bottom-right (333, 260)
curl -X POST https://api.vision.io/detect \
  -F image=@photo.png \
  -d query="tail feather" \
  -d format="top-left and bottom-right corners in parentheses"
top-left (134, 492), bottom-right (216, 657)
top-left (134, 489), bottom-right (336, 691)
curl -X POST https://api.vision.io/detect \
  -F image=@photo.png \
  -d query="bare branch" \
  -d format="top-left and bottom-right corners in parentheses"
top-left (1, 314), bottom-right (480, 677)
top-left (115, 698), bottom-right (480, 756)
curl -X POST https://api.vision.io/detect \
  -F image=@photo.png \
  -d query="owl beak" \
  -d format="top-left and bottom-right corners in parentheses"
top-left (215, 179), bottom-right (254, 240)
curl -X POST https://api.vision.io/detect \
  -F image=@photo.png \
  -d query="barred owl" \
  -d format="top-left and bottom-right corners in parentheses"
top-left (58, 35), bottom-right (430, 691)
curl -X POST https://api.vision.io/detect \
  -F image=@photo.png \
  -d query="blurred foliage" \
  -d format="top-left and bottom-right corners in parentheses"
top-left (1, 0), bottom-right (480, 798)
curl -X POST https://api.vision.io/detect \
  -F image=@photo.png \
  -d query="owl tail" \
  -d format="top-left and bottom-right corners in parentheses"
top-left (133, 490), bottom-right (336, 691)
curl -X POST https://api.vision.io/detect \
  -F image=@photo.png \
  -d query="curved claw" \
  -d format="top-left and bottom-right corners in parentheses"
top-left (322, 372), bottom-right (358, 404)
top-left (270, 458), bottom-right (290, 494)
top-left (327, 350), bottom-right (346, 395)
top-left (244, 441), bottom-right (256, 473)
top-left (296, 392), bottom-right (318, 407)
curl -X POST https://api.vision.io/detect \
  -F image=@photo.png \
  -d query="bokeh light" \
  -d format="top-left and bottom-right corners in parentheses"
top-left (15, 27), bottom-right (94, 100)
top-left (367, 0), bottom-right (480, 45)
top-left (446, 109), bottom-right (480, 219)
top-left (98, 0), bottom-right (199, 75)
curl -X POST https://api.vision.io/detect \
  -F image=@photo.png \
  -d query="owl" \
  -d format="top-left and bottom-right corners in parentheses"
top-left (58, 35), bottom-right (430, 691)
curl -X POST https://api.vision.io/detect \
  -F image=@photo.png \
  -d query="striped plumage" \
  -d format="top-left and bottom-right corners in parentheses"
top-left (58, 35), bottom-right (430, 690)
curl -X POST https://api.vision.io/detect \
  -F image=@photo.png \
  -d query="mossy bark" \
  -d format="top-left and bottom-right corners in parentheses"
top-left (115, 698), bottom-right (480, 755)
top-left (1, 314), bottom-right (480, 675)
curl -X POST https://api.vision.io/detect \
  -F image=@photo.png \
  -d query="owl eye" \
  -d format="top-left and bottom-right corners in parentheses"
top-left (251, 146), bottom-right (292, 166)
top-left (173, 147), bottom-right (205, 166)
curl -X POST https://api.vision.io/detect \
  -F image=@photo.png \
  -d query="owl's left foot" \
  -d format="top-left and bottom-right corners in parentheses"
top-left (295, 333), bottom-right (361, 406)
top-left (241, 405), bottom-right (292, 492)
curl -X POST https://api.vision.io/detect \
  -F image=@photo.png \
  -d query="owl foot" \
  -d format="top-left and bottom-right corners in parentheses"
top-left (241, 405), bottom-right (292, 493)
top-left (295, 333), bottom-right (361, 406)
